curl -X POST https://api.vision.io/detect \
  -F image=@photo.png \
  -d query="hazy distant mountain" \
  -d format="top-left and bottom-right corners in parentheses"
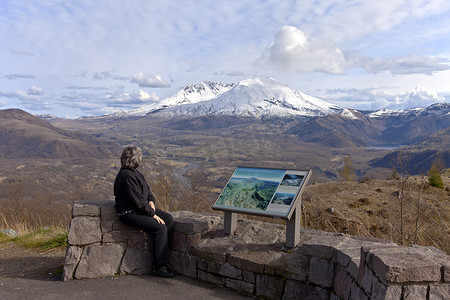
top-left (369, 149), bottom-right (450, 174)
top-left (284, 103), bottom-right (450, 148)
top-left (0, 109), bottom-right (113, 159)
top-left (369, 103), bottom-right (450, 146)
top-left (285, 110), bottom-right (383, 147)
top-left (37, 113), bottom-right (64, 123)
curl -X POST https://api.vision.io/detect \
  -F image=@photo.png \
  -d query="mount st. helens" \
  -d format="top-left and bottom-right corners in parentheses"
top-left (116, 77), bottom-right (354, 119)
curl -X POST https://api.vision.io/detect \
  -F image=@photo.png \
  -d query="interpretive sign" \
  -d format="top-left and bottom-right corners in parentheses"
top-left (212, 167), bottom-right (311, 248)
top-left (213, 167), bottom-right (310, 219)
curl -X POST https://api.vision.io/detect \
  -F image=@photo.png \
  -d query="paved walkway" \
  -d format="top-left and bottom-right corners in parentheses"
top-left (0, 274), bottom-right (253, 300)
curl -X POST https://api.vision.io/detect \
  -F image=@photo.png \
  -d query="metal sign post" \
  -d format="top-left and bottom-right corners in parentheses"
top-left (224, 211), bottom-right (237, 235)
top-left (285, 197), bottom-right (301, 248)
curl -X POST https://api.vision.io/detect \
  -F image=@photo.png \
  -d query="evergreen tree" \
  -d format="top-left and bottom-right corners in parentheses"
top-left (428, 165), bottom-right (444, 189)
top-left (428, 155), bottom-right (445, 189)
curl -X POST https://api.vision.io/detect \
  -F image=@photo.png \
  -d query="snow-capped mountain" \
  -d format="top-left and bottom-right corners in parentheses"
top-left (117, 77), bottom-right (352, 118)
top-left (368, 102), bottom-right (450, 118)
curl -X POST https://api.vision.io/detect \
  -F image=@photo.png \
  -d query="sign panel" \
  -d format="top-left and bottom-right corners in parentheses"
top-left (212, 167), bottom-right (311, 219)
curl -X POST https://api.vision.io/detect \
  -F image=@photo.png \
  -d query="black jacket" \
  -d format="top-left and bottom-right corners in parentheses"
top-left (114, 167), bottom-right (156, 216)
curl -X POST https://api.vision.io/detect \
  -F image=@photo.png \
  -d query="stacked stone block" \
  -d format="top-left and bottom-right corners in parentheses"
top-left (63, 201), bottom-right (449, 300)
top-left (62, 200), bottom-right (154, 281)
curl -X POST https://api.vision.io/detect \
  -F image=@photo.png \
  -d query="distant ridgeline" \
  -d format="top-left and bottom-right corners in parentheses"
top-left (0, 108), bottom-right (112, 159)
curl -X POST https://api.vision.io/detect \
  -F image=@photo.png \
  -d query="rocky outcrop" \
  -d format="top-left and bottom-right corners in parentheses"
top-left (63, 201), bottom-right (449, 300)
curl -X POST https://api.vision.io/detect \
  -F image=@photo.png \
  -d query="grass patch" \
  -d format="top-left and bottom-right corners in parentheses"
top-left (8, 227), bottom-right (68, 250)
top-left (0, 232), bottom-right (10, 243)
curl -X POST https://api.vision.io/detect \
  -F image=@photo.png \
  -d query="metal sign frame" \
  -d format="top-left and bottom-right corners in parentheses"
top-left (212, 167), bottom-right (311, 248)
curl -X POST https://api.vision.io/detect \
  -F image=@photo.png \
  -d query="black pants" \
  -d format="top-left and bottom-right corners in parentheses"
top-left (120, 209), bottom-right (173, 267)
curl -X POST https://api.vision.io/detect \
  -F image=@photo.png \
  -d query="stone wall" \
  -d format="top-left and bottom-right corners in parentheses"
top-left (63, 201), bottom-right (449, 300)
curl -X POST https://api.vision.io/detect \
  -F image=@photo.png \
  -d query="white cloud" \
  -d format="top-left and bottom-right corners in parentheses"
top-left (351, 54), bottom-right (450, 75)
top-left (131, 73), bottom-right (171, 88)
top-left (0, 90), bottom-right (32, 100)
top-left (28, 86), bottom-right (44, 95)
top-left (406, 86), bottom-right (445, 108)
top-left (0, 99), bottom-right (8, 106)
top-left (22, 101), bottom-right (51, 111)
top-left (326, 86), bottom-right (445, 110)
top-left (259, 26), bottom-right (346, 74)
top-left (106, 89), bottom-right (159, 108)
top-left (0, 89), bottom-right (51, 110)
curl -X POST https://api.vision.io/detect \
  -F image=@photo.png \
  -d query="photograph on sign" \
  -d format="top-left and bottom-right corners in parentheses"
top-left (213, 167), bottom-right (310, 218)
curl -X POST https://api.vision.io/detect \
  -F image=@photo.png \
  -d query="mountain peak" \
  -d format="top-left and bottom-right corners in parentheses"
top-left (184, 81), bottom-right (235, 96)
top-left (116, 77), bottom-right (346, 118)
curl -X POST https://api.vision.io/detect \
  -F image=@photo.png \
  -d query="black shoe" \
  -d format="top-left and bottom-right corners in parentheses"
top-left (153, 265), bottom-right (174, 278)
top-left (166, 263), bottom-right (174, 273)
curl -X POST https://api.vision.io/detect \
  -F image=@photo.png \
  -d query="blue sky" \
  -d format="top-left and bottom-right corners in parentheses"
top-left (1, 0), bottom-right (449, 118)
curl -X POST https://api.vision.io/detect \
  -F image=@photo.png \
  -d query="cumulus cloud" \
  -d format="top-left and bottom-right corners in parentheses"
top-left (406, 86), bottom-right (445, 108)
top-left (106, 89), bottom-right (159, 107)
top-left (28, 86), bottom-right (44, 95)
top-left (326, 86), bottom-right (445, 110)
top-left (259, 25), bottom-right (347, 74)
top-left (131, 73), bottom-right (171, 88)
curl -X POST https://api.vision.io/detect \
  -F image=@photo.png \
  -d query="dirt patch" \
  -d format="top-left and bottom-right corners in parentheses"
top-left (0, 243), bottom-right (65, 280)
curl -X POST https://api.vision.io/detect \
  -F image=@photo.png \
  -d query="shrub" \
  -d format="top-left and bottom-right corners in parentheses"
top-left (428, 166), bottom-right (444, 189)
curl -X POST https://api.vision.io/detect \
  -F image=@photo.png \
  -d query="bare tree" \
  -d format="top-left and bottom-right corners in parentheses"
top-left (338, 156), bottom-right (357, 182)
top-left (389, 152), bottom-right (412, 245)
top-left (388, 152), bottom-right (445, 247)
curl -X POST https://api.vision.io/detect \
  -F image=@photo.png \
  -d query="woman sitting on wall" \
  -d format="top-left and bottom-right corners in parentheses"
top-left (114, 145), bottom-right (174, 278)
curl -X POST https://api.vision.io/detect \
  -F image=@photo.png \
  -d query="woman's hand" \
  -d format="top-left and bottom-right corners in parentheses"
top-left (153, 214), bottom-right (165, 225)
top-left (149, 201), bottom-right (156, 211)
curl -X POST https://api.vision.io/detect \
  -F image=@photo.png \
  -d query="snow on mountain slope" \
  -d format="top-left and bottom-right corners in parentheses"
top-left (368, 102), bottom-right (450, 118)
top-left (130, 77), bottom-right (346, 118)
top-left (116, 81), bottom-right (235, 117)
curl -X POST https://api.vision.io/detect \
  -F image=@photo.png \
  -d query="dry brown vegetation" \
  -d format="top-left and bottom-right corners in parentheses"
top-left (302, 173), bottom-right (450, 253)
top-left (0, 158), bottom-right (118, 233)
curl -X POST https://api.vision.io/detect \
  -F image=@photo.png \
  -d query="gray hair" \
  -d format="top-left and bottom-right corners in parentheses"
top-left (120, 146), bottom-right (142, 169)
